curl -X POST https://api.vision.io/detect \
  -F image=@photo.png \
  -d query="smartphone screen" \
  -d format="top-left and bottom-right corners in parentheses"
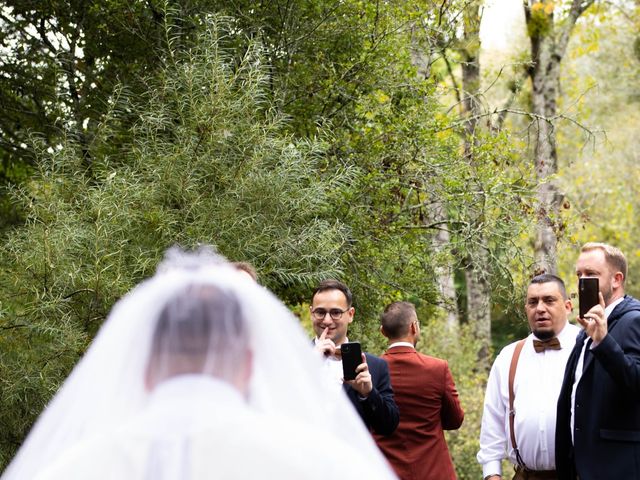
top-left (579, 277), bottom-right (599, 318)
top-left (340, 342), bottom-right (362, 381)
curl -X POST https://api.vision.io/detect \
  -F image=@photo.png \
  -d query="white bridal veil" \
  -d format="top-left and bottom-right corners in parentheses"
top-left (2, 248), bottom-right (397, 479)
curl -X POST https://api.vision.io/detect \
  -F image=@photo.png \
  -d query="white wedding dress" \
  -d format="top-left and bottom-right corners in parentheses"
top-left (3, 248), bottom-right (397, 480)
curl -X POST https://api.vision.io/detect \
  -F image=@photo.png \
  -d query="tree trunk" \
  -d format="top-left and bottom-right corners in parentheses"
top-left (410, 23), bottom-right (461, 331)
top-left (529, 25), bottom-right (561, 274)
top-left (430, 201), bottom-right (460, 331)
top-left (466, 249), bottom-right (491, 364)
top-left (461, 1), bottom-right (491, 368)
top-left (525, 0), bottom-right (595, 274)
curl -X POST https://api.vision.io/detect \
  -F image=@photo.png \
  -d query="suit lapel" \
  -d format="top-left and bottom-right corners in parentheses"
top-left (583, 337), bottom-right (596, 372)
top-left (565, 330), bottom-right (587, 379)
top-left (343, 383), bottom-right (353, 396)
top-left (605, 296), bottom-right (627, 336)
top-left (582, 298), bottom-right (628, 373)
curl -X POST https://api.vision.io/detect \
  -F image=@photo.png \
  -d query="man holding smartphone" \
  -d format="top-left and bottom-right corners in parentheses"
top-left (556, 243), bottom-right (640, 480)
top-left (311, 279), bottom-right (399, 436)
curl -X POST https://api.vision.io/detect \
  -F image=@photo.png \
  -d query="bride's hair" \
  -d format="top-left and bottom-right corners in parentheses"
top-left (145, 284), bottom-right (250, 390)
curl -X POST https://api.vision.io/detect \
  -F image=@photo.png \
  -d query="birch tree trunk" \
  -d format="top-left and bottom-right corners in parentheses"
top-left (430, 202), bottom-right (460, 331)
top-left (411, 28), bottom-right (461, 331)
top-left (461, 0), bottom-right (491, 367)
top-left (524, 0), bottom-right (595, 274)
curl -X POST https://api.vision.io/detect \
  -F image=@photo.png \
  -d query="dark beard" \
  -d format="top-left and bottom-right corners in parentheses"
top-left (534, 329), bottom-right (555, 341)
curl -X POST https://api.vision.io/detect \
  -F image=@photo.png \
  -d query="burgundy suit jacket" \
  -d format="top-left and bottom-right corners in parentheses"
top-left (374, 345), bottom-right (464, 480)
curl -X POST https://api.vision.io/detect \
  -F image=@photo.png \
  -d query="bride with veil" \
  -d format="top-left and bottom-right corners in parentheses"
top-left (1, 248), bottom-right (397, 479)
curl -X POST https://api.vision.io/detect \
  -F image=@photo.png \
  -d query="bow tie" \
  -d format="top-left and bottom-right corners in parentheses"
top-left (533, 337), bottom-right (561, 353)
top-left (325, 347), bottom-right (342, 360)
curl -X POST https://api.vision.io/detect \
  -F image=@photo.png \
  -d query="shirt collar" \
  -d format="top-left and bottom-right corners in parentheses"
top-left (557, 321), bottom-right (580, 347)
top-left (605, 296), bottom-right (624, 318)
top-left (388, 341), bottom-right (415, 349)
top-left (531, 321), bottom-right (579, 347)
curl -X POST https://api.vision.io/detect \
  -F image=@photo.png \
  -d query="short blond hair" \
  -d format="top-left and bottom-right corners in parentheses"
top-left (581, 242), bottom-right (627, 283)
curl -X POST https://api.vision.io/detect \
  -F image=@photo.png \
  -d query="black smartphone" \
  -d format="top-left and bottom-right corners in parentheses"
top-left (340, 341), bottom-right (362, 381)
top-left (579, 277), bottom-right (599, 318)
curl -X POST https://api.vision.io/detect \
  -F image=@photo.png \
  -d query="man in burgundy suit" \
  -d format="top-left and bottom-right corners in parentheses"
top-left (374, 301), bottom-right (464, 480)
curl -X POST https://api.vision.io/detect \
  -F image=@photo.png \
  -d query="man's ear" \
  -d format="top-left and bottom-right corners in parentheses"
top-left (613, 271), bottom-right (624, 290)
top-left (408, 320), bottom-right (415, 335)
top-left (564, 298), bottom-right (573, 314)
top-left (346, 306), bottom-right (355, 324)
top-left (379, 325), bottom-right (390, 339)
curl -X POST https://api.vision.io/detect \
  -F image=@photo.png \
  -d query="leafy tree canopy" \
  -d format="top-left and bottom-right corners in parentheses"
top-left (0, 17), bottom-right (349, 467)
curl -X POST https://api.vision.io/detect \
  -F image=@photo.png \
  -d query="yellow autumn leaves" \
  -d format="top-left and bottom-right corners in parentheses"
top-left (531, 1), bottom-right (555, 16)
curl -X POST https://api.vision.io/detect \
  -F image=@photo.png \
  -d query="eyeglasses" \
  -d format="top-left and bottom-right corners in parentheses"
top-left (311, 308), bottom-right (349, 321)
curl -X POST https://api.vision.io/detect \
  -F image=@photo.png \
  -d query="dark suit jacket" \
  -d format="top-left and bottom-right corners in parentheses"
top-left (556, 295), bottom-right (640, 480)
top-left (373, 346), bottom-right (464, 480)
top-left (343, 352), bottom-right (399, 436)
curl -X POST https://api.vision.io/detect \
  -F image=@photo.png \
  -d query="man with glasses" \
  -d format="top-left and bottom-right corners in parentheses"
top-left (311, 279), bottom-right (399, 436)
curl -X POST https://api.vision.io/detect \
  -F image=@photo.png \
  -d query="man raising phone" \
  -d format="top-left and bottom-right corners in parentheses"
top-left (311, 279), bottom-right (399, 436)
top-left (556, 243), bottom-right (640, 479)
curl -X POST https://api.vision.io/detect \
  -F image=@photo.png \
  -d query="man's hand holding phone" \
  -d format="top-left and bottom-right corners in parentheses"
top-left (578, 291), bottom-right (607, 345)
top-left (344, 353), bottom-right (372, 398)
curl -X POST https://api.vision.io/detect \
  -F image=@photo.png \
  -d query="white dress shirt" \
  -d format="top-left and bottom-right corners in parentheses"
top-left (477, 322), bottom-right (580, 477)
top-left (314, 336), bottom-right (347, 392)
top-left (388, 341), bottom-right (415, 349)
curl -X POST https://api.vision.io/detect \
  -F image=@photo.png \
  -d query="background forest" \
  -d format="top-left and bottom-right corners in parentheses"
top-left (0, 0), bottom-right (638, 477)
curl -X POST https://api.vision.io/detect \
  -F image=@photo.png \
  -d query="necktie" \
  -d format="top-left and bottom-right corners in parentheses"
top-left (533, 337), bottom-right (561, 353)
top-left (583, 338), bottom-right (593, 372)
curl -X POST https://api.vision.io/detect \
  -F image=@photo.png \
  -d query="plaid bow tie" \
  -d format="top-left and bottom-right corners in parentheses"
top-left (533, 337), bottom-right (561, 353)
top-left (325, 347), bottom-right (342, 360)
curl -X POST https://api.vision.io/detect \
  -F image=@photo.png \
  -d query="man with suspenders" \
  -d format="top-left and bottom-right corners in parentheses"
top-left (477, 274), bottom-right (580, 480)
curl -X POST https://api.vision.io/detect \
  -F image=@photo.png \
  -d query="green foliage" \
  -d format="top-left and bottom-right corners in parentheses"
top-left (174, 2), bottom-right (537, 347)
top-left (0, 18), bottom-right (350, 468)
top-left (0, 1), bottom-right (543, 473)
top-left (0, 0), bottom-right (238, 229)
top-left (555, 5), bottom-right (640, 299)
